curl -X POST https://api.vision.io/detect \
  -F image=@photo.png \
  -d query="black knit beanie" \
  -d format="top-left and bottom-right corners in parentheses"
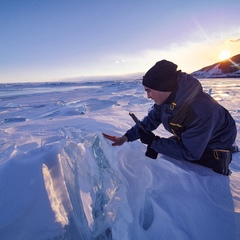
top-left (142, 60), bottom-right (179, 92)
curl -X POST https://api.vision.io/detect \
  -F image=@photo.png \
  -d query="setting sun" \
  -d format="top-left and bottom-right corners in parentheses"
top-left (218, 49), bottom-right (231, 61)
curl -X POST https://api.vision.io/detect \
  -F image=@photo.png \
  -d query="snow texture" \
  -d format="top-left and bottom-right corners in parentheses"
top-left (0, 79), bottom-right (240, 240)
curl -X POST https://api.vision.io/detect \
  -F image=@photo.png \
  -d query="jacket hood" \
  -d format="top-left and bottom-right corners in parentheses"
top-left (170, 72), bottom-right (203, 110)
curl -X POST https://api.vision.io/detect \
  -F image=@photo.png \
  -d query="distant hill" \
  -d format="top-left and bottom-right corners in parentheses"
top-left (192, 54), bottom-right (240, 78)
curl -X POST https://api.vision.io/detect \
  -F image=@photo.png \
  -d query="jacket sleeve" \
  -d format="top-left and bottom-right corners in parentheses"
top-left (125, 105), bottom-right (162, 142)
top-left (151, 114), bottom-right (215, 161)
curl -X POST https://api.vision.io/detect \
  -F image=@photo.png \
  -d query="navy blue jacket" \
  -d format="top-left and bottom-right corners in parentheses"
top-left (125, 72), bottom-right (237, 162)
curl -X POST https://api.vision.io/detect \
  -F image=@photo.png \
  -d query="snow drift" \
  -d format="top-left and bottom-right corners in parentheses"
top-left (0, 79), bottom-right (239, 240)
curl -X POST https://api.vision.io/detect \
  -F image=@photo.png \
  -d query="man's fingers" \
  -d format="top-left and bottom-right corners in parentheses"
top-left (102, 132), bottom-right (126, 146)
top-left (102, 133), bottom-right (117, 142)
top-left (102, 132), bottom-right (112, 138)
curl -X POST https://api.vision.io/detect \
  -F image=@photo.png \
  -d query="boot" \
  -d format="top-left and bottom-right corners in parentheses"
top-left (212, 150), bottom-right (232, 176)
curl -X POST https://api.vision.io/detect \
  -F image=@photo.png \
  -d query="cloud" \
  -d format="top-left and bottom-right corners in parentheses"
top-left (225, 38), bottom-right (240, 44)
top-left (115, 59), bottom-right (126, 64)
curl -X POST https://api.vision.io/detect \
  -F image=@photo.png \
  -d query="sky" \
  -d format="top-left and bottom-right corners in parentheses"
top-left (0, 0), bottom-right (240, 83)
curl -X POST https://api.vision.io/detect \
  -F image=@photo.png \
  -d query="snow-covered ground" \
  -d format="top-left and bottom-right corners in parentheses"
top-left (0, 78), bottom-right (239, 240)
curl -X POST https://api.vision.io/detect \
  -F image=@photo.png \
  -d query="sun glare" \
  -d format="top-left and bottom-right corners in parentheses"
top-left (218, 50), bottom-right (231, 61)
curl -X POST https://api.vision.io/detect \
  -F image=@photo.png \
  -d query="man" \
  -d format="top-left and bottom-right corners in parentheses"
top-left (103, 60), bottom-right (237, 176)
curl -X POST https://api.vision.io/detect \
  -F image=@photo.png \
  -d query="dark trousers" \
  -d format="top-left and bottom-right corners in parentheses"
top-left (194, 149), bottom-right (232, 169)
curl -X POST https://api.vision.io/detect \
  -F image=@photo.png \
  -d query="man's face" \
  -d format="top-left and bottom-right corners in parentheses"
top-left (144, 87), bottom-right (172, 105)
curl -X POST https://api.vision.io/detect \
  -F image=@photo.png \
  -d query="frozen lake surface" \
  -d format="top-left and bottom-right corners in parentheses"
top-left (0, 78), bottom-right (240, 240)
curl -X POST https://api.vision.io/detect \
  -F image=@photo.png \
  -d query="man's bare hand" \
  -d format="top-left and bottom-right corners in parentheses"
top-left (102, 133), bottom-right (128, 146)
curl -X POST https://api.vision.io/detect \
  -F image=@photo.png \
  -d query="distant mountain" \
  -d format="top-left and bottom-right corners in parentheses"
top-left (192, 54), bottom-right (240, 78)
